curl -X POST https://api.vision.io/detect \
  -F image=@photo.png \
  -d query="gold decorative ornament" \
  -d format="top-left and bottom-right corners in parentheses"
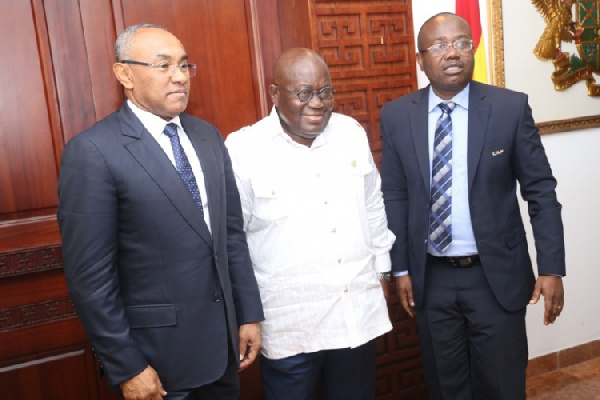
top-left (532, 0), bottom-right (600, 96)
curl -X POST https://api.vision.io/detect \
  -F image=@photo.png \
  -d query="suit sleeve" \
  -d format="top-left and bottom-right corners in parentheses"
top-left (380, 104), bottom-right (411, 274)
top-left (57, 135), bottom-right (147, 386)
top-left (357, 124), bottom-right (396, 273)
top-left (514, 94), bottom-right (566, 276)
top-left (220, 137), bottom-right (265, 325)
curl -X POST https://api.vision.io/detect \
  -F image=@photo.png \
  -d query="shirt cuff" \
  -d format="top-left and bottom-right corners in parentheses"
top-left (393, 270), bottom-right (409, 277)
top-left (374, 253), bottom-right (392, 273)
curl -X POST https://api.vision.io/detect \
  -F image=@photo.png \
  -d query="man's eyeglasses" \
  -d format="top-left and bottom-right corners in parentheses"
top-left (275, 85), bottom-right (335, 103)
top-left (120, 60), bottom-right (198, 77)
top-left (419, 39), bottom-right (474, 56)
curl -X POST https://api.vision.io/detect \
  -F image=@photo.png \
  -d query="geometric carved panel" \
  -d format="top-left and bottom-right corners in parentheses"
top-left (312, 0), bottom-right (418, 163)
top-left (0, 246), bottom-right (62, 279)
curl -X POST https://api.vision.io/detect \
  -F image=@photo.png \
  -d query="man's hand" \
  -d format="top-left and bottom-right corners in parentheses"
top-left (120, 365), bottom-right (166, 400)
top-left (529, 275), bottom-right (564, 325)
top-left (396, 275), bottom-right (416, 317)
top-left (239, 322), bottom-right (261, 371)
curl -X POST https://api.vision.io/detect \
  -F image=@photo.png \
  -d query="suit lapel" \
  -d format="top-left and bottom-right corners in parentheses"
top-left (411, 88), bottom-right (433, 190)
top-left (117, 104), bottom-right (213, 248)
top-left (181, 114), bottom-right (221, 244)
top-left (467, 82), bottom-right (491, 189)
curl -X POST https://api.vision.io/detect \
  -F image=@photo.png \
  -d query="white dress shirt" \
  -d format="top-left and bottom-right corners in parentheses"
top-left (225, 108), bottom-right (395, 359)
top-left (127, 100), bottom-right (211, 232)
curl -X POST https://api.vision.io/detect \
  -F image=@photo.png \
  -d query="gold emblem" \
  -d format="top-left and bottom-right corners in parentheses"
top-left (532, 0), bottom-right (600, 95)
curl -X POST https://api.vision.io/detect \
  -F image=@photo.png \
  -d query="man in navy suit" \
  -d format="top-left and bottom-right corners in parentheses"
top-left (380, 13), bottom-right (565, 400)
top-left (58, 24), bottom-right (264, 400)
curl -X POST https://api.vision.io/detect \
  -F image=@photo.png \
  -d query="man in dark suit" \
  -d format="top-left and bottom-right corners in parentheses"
top-left (57, 24), bottom-right (264, 400)
top-left (380, 13), bottom-right (565, 400)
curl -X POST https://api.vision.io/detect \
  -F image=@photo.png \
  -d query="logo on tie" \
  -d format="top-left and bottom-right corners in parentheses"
top-left (164, 123), bottom-right (205, 218)
top-left (429, 101), bottom-right (455, 253)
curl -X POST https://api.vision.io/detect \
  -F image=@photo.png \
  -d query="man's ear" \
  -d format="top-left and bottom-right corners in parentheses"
top-left (416, 53), bottom-right (425, 72)
top-left (269, 84), bottom-right (279, 106)
top-left (113, 63), bottom-right (134, 89)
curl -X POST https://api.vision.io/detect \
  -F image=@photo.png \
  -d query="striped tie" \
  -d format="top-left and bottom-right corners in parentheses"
top-left (429, 101), bottom-right (455, 253)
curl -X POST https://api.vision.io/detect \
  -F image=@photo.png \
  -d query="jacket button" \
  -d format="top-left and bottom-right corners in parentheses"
top-left (213, 294), bottom-right (221, 303)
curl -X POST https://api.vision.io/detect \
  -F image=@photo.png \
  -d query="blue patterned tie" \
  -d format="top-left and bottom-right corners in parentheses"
top-left (429, 101), bottom-right (455, 253)
top-left (164, 123), bottom-right (204, 218)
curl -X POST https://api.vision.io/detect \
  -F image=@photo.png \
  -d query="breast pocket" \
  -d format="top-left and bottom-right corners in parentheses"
top-left (251, 178), bottom-right (290, 222)
top-left (332, 159), bottom-right (374, 197)
top-left (482, 142), bottom-right (513, 161)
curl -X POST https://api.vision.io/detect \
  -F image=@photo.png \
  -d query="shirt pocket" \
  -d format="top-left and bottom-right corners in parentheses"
top-left (251, 177), bottom-right (290, 222)
top-left (331, 158), bottom-right (374, 196)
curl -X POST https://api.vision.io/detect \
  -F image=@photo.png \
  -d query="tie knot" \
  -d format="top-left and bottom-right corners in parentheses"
top-left (164, 123), bottom-right (179, 138)
top-left (439, 101), bottom-right (456, 114)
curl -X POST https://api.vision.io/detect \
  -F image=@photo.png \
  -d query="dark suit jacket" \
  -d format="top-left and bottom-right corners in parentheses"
top-left (58, 103), bottom-right (264, 390)
top-left (380, 81), bottom-right (565, 312)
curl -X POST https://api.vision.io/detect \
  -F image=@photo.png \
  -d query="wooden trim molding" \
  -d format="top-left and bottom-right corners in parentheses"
top-left (527, 339), bottom-right (600, 378)
top-left (0, 245), bottom-right (62, 279)
top-left (0, 297), bottom-right (77, 332)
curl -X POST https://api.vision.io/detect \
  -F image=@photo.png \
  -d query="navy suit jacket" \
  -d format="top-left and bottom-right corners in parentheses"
top-left (58, 103), bottom-right (264, 390)
top-left (380, 81), bottom-right (565, 312)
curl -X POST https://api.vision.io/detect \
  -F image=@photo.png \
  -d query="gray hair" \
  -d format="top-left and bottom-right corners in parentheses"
top-left (115, 23), bottom-right (166, 62)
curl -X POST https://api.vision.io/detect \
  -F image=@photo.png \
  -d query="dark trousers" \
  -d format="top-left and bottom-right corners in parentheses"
top-left (416, 259), bottom-right (528, 400)
top-left (164, 352), bottom-right (240, 400)
top-left (260, 339), bottom-right (377, 400)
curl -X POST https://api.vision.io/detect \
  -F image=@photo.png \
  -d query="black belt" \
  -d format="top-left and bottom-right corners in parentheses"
top-left (427, 254), bottom-right (481, 268)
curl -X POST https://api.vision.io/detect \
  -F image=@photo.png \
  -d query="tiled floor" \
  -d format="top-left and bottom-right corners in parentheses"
top-left (526, 357), bottom-right (600, 399)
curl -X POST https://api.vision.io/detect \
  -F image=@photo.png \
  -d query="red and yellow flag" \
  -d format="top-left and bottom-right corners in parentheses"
top-left (456, 0), bottom-right (488, 83)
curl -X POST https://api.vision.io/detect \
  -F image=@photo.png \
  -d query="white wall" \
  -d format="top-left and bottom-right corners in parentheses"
top-left (412, 1), bottom-right (600, 359)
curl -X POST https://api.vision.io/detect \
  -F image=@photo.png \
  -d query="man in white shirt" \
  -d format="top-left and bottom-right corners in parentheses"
top-left (225, 48), bottom-right (395, 400)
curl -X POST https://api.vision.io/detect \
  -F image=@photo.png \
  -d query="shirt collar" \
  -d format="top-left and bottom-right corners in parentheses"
top-left (427, 83), bottom-right (470, 113)
top-left (127, 99), bottom-right (182, 138)
top-left (266, 106), bottom-right (330, 148)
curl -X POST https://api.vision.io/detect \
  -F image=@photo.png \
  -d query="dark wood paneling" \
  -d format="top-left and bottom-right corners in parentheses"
top-left (119, 0), bottom-right (263, 136)
top-left (0, 347), bottom-right (98, 400)
top-left (80, 1), bottom-right (123, 122)
top-left (44, 0), bottom-right (98, 143)
top-left (311, 0), bottom-right (418, 163)
top-left (0, 1), bottom-right (59, 220)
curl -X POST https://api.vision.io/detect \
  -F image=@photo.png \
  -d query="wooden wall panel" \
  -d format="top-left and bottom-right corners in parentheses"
top-left (0, 1), bottom-right (59, 220)
top-left (44, 0), bottom-right (98, 144)
top-left (0, 1), bottom-right (121, 399)
top-left (0, 347), bottom-right (100, 400)
top-left (118, 0), bottom-right (263, 136)
top-left (80, 1), bottom-right (123, 122)
top-left (311, 0), bottom-right (418, 163)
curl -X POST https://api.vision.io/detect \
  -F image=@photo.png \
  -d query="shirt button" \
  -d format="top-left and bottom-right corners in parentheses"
top-left (213, 294), bottom-right (221, 303)
top-left (344, 286), bottom-right (348, 293)
top-left (324, 200), bottom-right (328, 205)
top-left (337, 258), bottom-right (342, 264)
top-left (331, 228), bottom-right (336, 233)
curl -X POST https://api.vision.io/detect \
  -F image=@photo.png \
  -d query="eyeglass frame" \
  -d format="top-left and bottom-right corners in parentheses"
top-left (274, 84), bottom-right (336, 103)
top-left (119, 60), bottom-right (198, 77)
top-left (419, 39), bottom-right (474, 56)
